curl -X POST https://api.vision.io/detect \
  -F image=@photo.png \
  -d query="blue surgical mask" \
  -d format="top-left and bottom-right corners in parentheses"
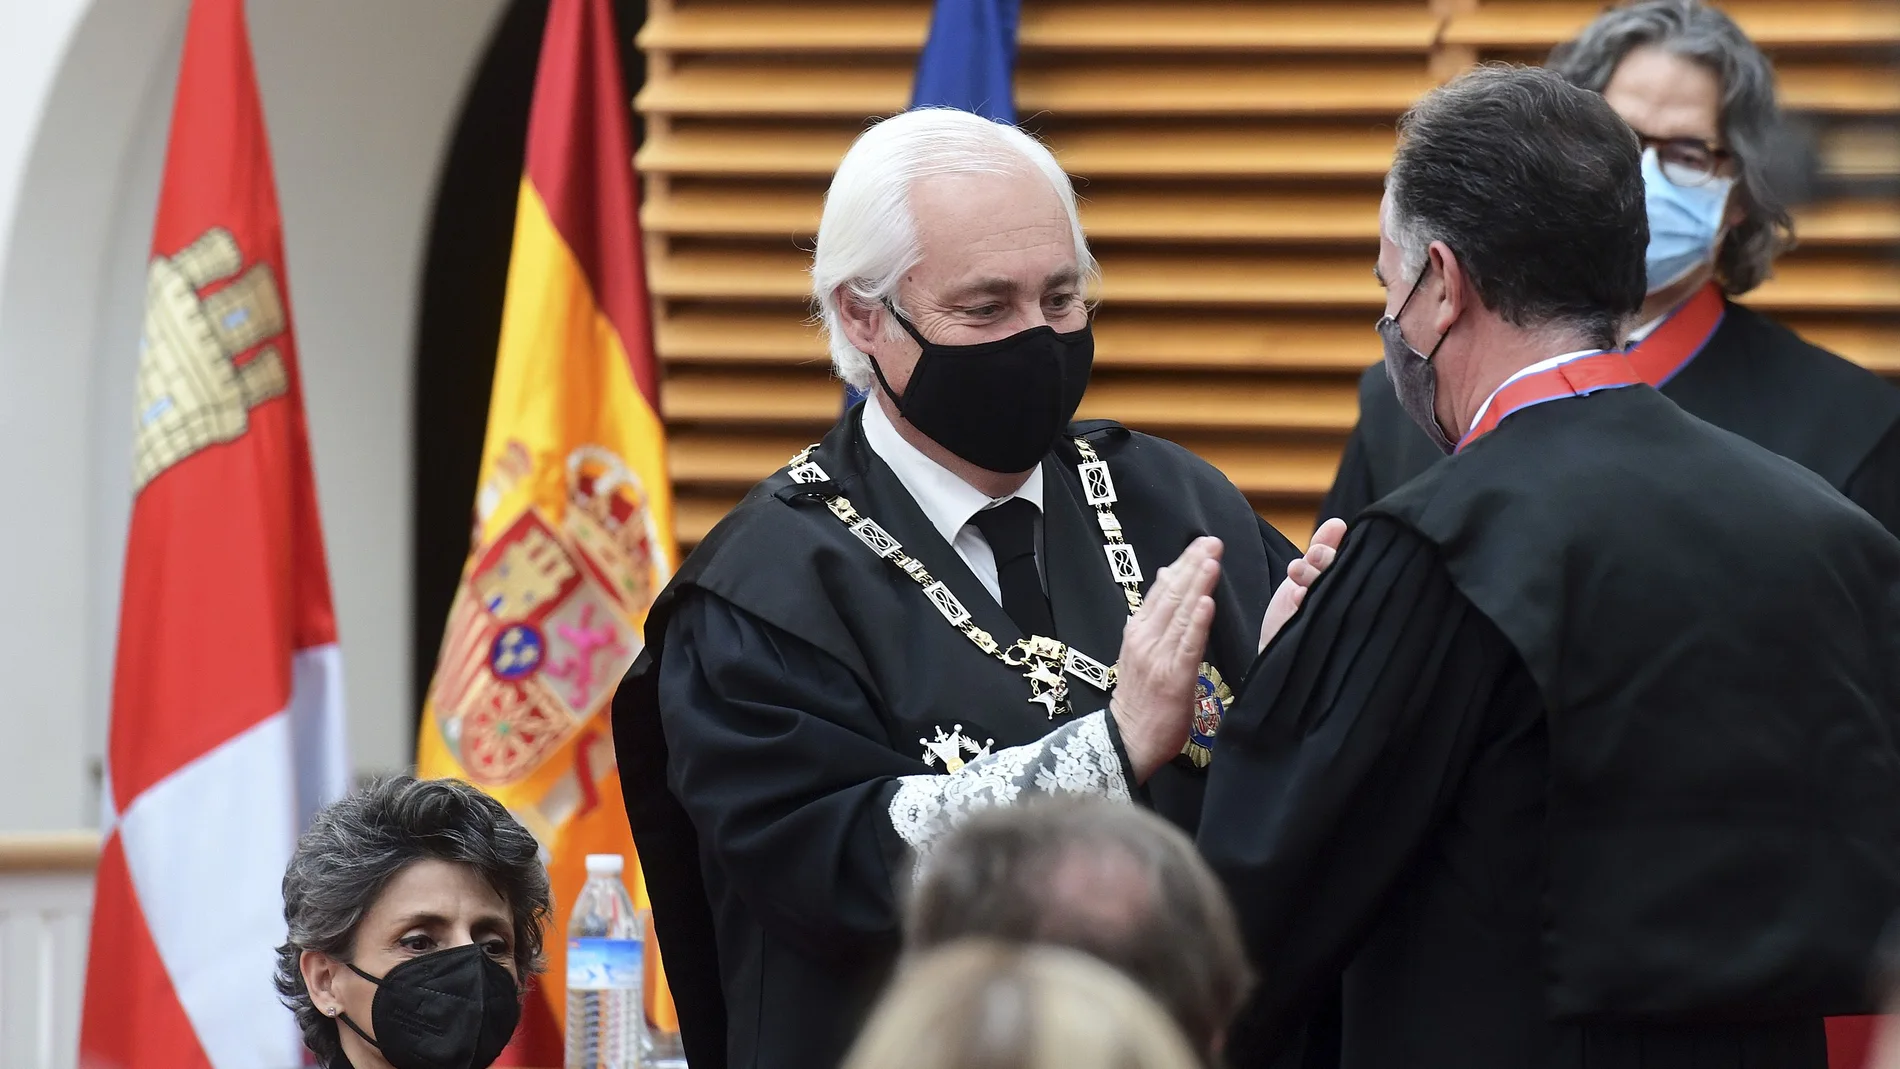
top-left (1642, 146), bottom-right (1734, 294)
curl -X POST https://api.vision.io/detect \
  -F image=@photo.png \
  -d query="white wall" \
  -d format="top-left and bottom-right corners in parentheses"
top-left (0, 0), bottom-right (509, 832)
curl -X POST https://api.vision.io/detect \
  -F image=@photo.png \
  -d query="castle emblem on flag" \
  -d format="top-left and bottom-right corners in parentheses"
top-left (134, 226), bottom-right (289, 490)
top-left (429, 440), bottom-right (663, 786)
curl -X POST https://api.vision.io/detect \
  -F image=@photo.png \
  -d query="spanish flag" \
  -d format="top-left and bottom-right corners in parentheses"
top-left (415, 0), bottom-right (676, 1059)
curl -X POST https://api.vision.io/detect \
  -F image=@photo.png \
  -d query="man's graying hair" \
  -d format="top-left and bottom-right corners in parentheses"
top-left (1549, 0), bottom-right (1795, 294)
top-left (906, 798), bottom-right (1253, 1062)
top-left (273, 776), bottom-right (552, 1066)
top-left (1388, 65), bottom-right (1648, 350)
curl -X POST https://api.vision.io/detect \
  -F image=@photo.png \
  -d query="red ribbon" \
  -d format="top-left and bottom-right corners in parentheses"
top-left (1457, 351), bottom-right (1642, 453)
top-left (1626, 281), bottom-right (1726, 387)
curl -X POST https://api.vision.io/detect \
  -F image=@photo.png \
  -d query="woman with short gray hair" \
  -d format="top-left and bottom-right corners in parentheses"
top-left (274, 776), bottom-right (551, 1069)
top-left (1320, 0), bottom-right (1900, 538)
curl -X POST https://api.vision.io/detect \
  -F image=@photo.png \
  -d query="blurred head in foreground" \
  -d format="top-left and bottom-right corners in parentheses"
top-left (275, 776), bottom-right (551, 1069)
top-left (906, 797), bottom-right (1251, 1063)
top-left (845, 940), bottom-right (1203, 1069)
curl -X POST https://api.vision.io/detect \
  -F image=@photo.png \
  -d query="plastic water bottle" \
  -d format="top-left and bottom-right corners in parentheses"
top-left (567, 854), bottom-right (641, 1068)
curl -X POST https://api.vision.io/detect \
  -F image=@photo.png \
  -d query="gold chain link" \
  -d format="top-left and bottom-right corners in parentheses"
top-left (785, 438), bottom-right (1138, 717)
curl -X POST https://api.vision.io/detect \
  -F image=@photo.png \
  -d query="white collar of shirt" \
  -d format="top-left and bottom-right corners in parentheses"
top-left (860, 398), bottom-right (1044, 546)
top-left (1466, 349), bottom-right (1603, 436)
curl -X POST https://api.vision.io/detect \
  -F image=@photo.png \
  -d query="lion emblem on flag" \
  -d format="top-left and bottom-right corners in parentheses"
top-left (428, 442), bottom-right (665, 786)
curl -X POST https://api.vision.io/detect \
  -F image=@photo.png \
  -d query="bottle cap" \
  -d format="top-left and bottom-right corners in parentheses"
top-left (584, 853), bottom-right (624, 875)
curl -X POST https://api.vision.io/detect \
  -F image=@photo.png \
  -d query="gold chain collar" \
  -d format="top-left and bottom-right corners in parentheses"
top-left (785, 437), bottom-right (1138, 719)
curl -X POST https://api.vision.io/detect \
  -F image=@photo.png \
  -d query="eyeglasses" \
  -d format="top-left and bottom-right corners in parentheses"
top-left (1633, 132), bottom-right (1733, 188)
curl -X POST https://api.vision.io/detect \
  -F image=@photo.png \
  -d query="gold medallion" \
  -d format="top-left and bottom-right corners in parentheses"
top-left (1182, 662), bottom-right (1233, 768)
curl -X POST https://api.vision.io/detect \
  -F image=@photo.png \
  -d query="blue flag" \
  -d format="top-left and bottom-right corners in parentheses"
top-left (911, 0), bottom-right (1021, 122)
top-left (845, 0), bottom-right (1023, 408)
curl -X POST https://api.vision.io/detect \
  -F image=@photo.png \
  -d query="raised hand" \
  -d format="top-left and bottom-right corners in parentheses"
top-left (1110, 536), bottom-right (1223, 783)
top-left (1258, 517), bottom-right (1348, 652)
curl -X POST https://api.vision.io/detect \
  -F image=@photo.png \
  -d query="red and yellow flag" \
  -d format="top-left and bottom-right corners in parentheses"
top-left (416, 0), bottom-right (675, 1059)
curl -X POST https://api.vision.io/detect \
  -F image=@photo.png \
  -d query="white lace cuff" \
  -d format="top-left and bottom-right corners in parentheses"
top-left (886, 710), bottom-right (1132, 856)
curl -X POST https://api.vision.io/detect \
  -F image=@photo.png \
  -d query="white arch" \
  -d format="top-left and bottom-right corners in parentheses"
top-left (0, 0), bottom-right (509, 836)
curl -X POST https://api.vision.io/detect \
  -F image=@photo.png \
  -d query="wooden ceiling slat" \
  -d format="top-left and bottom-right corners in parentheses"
top-left (1054, 125), bottom-right (1399, 179)
top-left (638, 123), bottom-right (1400, 180)
top-left (646, 183), bottom-right (1897, 248)
top-left (1820, 126), bottom-right (1900, 178)
top-left (656, 308), bottom-right (1392, 372)
top-left (645, 185), bottom-right (1384, 242)
top-left (642, 2), bottom-right (1441, 53)
top-left (650, 305), bottom-right (1900, 378)
top-left (661, 368), bottom-right (1361, 433)
top-left (1790, 198), bottom-right (1900, 245)
top-left (1742, 256), bottom-right (1900, 311)
top-left (1777, 65), bottom-right (1900, 115)
top-left (1444, 1), bottom-right (1900, 49)
top-left (651, 245), bottom-right (1900, 312)
top-left (1074, 377), bottom-right (1360, 432)
top-left (638, 124), bottom-right (862, 178)
top-left (652, 246), bottom-right (1389, 305)
top-left (637, 61), bottom-right (1439, 119)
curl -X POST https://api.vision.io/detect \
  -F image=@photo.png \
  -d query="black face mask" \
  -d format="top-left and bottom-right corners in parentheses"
top-left (339, 944), bottom-right (521, 1069)
top-left (1376, 264), bottom-right (1456, 454)
top-left (868, 304), bottom-right (1094, 474)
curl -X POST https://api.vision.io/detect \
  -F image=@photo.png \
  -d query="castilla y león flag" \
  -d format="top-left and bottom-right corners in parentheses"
top-left (414, 0), bottom-right (678, 1059)
top-left (79, 0), bottom-right (350, 1066)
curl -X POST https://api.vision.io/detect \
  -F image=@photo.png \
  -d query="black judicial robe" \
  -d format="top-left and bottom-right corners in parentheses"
top-left (613, 408), bottom-right (1298, 1069)
top-left (1202, 384), bottom-right (1900, 1069)
top-left (1320, 299), bottom-right (1900, 535)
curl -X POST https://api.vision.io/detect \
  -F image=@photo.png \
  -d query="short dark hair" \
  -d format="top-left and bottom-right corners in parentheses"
top-left (273, 776), bottom-right (553, 1065)
top-left (1548, 0), bottom-right (1794, 294)
top-left (1389, 64), bottom-right (1648, 349)
top-left (905, 798), bottom-right (1253, 1062)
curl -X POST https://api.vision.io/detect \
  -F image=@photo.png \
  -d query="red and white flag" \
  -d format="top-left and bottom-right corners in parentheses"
top-left (79, 0), bottom-right (349, 1065)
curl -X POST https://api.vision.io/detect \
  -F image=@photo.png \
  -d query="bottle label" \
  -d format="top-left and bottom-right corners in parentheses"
top-left (568, 937), bottom-right (642, 991)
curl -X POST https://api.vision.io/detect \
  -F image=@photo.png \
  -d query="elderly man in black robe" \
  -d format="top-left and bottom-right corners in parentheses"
top-left (612, 107), bottom-right (1319, 1069)
top-left (1192, 65), bottom-right (1900, 1069)
top-left (1321, 0), bottom-right (1900, 536)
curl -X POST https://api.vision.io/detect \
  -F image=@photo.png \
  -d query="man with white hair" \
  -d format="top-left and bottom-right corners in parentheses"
top-left (613, 108), bottom-right (1314, 1069)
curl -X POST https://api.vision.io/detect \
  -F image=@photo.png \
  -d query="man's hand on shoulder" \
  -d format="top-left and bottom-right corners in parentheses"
top-left (1258, 518), bottom-right (1347, 652)
top-left (1111, 537), bottom-right (1222, 783)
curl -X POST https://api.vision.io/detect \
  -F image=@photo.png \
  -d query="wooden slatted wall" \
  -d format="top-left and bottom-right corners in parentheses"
top-left (635, 0), bottom-right (1900, 550)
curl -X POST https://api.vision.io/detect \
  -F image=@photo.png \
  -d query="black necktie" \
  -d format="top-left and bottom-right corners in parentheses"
top-left (969, 498), bottom-right (1057, 639)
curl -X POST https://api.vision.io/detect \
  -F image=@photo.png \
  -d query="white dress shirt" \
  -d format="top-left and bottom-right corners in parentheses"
top-left (1466, 348), bottom-right (1604, 437)
top-left (860, 399), bottom-right (1043, 603)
